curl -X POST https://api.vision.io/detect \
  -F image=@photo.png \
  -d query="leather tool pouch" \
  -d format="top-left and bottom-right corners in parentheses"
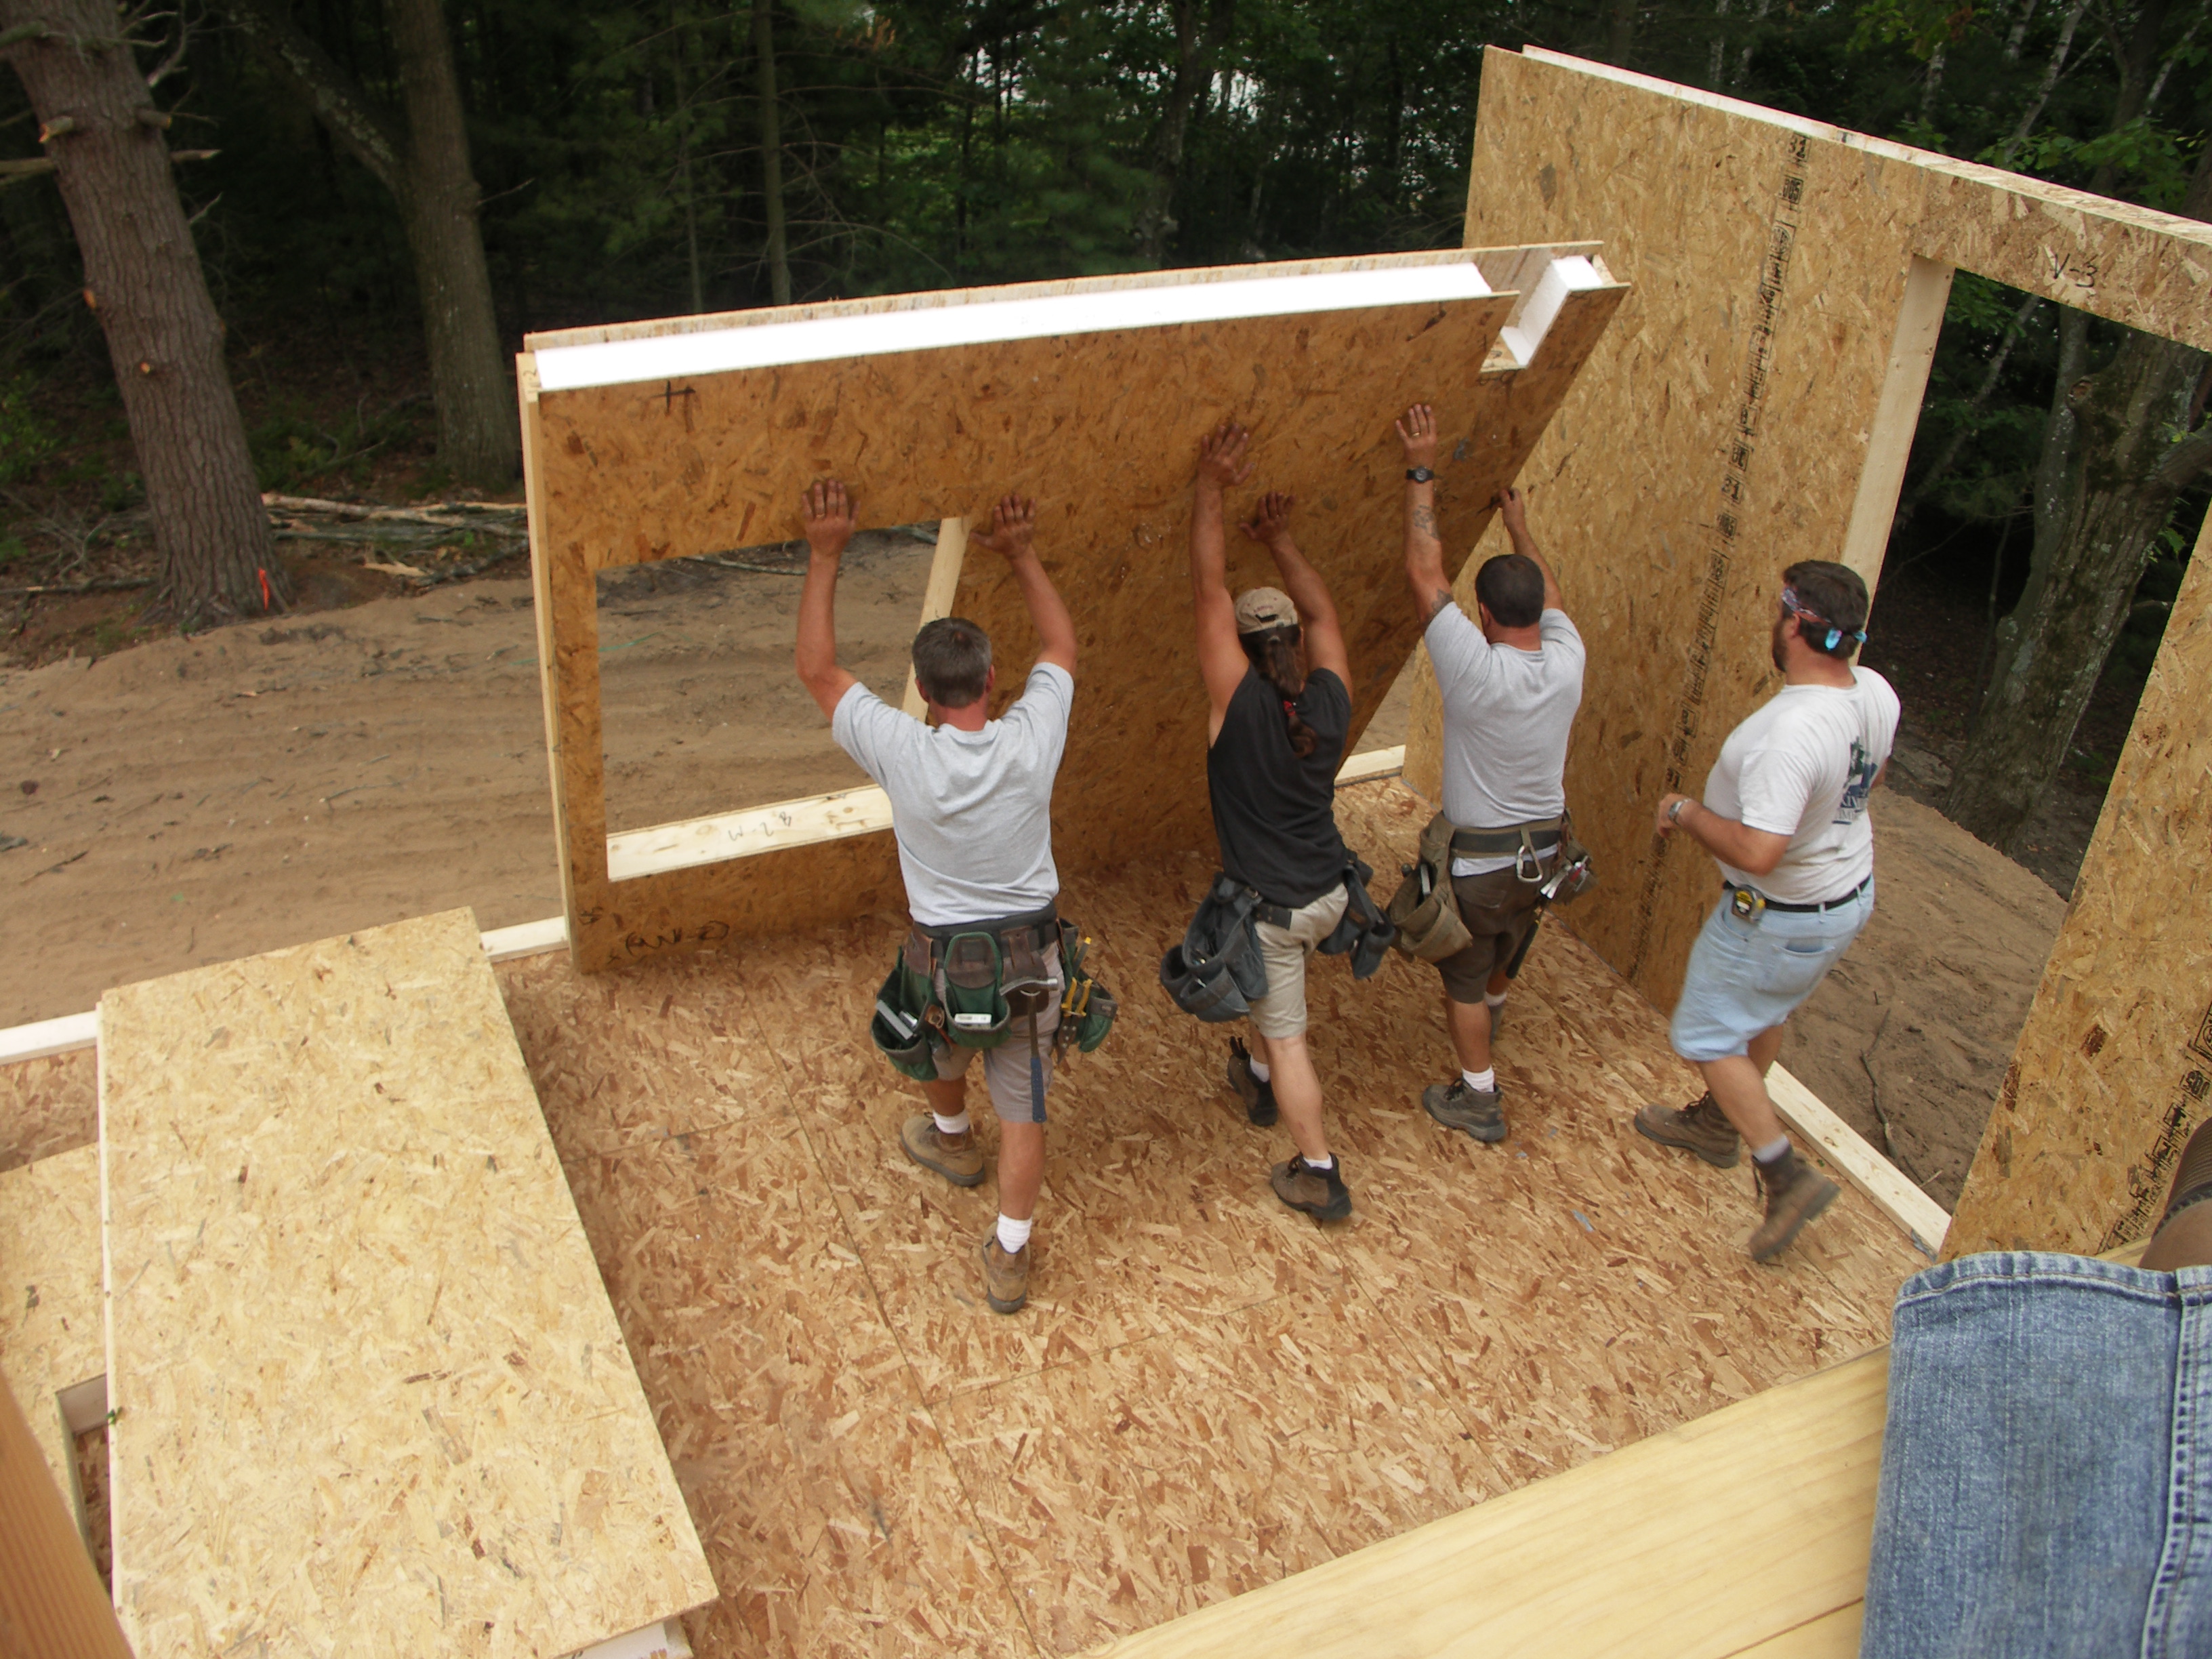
top-left (869, 959), bottom-right (941, 1082)
top-left (937, 933), bottom-right (1011, 1049)
top-left (1385, 813), bottom-right (1475, 962)
top-left (1160, 874), bottom-right (1269, 1023)
top-left (1055, 920), bottom-right (1118, 1056)
top-left (1317, 854), bottom-right (1397, 979)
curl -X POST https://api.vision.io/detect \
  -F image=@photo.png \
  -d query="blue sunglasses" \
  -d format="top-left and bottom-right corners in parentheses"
top-left (1781, 585), bottom-right (1866, 653)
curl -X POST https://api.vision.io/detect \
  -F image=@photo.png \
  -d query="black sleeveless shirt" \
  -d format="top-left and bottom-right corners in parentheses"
top-left (1206, 667), bottom-right (1351, 907)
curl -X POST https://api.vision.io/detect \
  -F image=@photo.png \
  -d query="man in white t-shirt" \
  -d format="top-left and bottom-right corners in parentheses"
top-left (795, 478), bottom-right (1078, 1315)
top-left (1639, 560), bottom-right (1899, 1261)
top-left (1396, 402), bottom-right (1586, 1145)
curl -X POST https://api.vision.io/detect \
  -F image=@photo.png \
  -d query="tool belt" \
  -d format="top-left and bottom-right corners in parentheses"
top-left (870, 902), bottom-right (1115, 1082)
top-left (1387, 810), bottom-right (1599, 962)
top-left (1160, 855), bottom-right (1392, 1023)
top-left (1724, 876), bottom-right (1869, 918)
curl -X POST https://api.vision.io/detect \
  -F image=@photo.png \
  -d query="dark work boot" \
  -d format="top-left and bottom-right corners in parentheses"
top-left (1422, 1078), bottom-right (1507, 1143)
top-left (1270, 1155), bottom-right (1353, 1222)
top-left (1227, 1036), bottom-right (1278, 1128)
top-left (1635, 1092), bottom-right (1743, 1169)
top-left (1748, 1148), bottom-right (1840, 1262)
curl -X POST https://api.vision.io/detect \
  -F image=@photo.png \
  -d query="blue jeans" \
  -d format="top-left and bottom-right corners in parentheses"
top-left (1861, 1253), bottom-right (2212, 1658)
top-left (1668, 881), bottom-right (1874, 1063)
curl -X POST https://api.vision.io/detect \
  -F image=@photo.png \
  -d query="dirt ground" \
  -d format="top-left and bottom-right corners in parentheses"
top-left (2, 558), bottom-right (2063, 1215)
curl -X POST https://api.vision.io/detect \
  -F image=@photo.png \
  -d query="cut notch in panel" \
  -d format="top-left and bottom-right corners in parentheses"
top-left (1496, 255), bottom-right (1610, 369)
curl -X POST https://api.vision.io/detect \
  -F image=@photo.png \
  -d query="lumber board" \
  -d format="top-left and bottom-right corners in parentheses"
top-left (1767, 1064), bottom-right (1949, 1258)
top-left (518, 247), bottom-right (1624, 972)
top-left (0, 1370), bottom-right (133, 1659)
top-left (1421, 47), bottom-right (2212, 1021)
top-left (0, 1143), bottom-right (103, 1544)
top-left (98, 909), bottom-right (717, 1659)
top-left (1950, 508), bottom-right (2212, 1254)
top-left (1087, 1347), bottom-right (1888, 1659)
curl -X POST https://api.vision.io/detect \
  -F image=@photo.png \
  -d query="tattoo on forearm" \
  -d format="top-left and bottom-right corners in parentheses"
top-left (1412, 504), bottom-right (1437, 538)
top-left (1426, 589), bottom-right (1453, 621)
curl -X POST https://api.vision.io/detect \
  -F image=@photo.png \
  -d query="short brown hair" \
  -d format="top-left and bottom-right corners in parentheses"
top-left (912, 616), bottom-right (992, 706)
top-left (1475, 552), bottom-right (1544, 628)
top-left (1781, 560), bottom-right (1869, 658)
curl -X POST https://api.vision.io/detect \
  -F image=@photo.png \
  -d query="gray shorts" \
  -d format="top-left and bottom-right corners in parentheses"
top-left (1248, 885), bottom-right (1350, 1040)
top-left (932, 945), bottom-right (1063, 1124)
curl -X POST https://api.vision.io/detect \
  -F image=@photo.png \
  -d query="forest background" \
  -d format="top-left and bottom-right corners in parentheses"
top-left (0, 0), bottom-right (2207, 872)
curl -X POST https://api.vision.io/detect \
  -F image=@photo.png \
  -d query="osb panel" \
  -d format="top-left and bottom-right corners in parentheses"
top-left (0, 1143), bottom-right (103, 1505)
top-left (524, 251), bottom-right (1625, 971)
top-left (98, 909), bottom-right (716, 1659)
top-left (1948, 518), bottom-right (2212, 1255)
top-left (0, 1048), bottom-right (96, 1173)
top-left (493, 778), bottom-right (1921, 1658)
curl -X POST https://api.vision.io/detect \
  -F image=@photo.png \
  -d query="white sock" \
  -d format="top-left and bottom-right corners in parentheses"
top-left (933, 1111), bottom-right (971, 1137)
top-left (1303, 1153), bottom-right (1334, 1172)
top-left (996, 1213), bottom-right (1033, 1254)
top-left (1248, 1059), bottom-right (1272, 1083)
top-left (1484, 990), bottom-right (1508, 1008)
top-left (1753, 1134), bottom-right (1792, 1165)
top-left (1463, 1068), bottom-right (1496, 1094)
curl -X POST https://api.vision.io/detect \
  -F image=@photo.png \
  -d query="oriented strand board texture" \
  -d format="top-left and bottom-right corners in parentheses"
top-left (493, 779), bottom-right (1922, 1659)
top-left (0, 1049), bottom-right (96, 1173)
top-left (1427, 48), bottom-right (2212, 1012)
top-left (0, 1144), bottom-right (103, 1513)
top-left (98, 909), bottom-right (717, 1659)
top-left (1949, 517), bottom-right (2212, 1254)
top-left (523, 249), bottom-right (1623, 971)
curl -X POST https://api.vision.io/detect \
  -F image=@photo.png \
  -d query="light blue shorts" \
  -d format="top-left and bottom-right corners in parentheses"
top-left (1666, 880), bottom-right (1873, 1063)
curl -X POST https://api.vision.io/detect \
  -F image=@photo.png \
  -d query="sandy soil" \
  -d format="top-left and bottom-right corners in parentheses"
top-left (2, 562), bottom-right (2060, 1216)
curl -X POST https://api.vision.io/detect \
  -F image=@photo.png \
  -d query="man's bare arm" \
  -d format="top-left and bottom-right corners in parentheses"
top-left (1189, 422), bottom-right (1255, 719)
top-left (1242, 491), bottom-right (1349, 684)
top-left (794, 478), bottom-right (861, 720)
top-left (1395, 403), bottom-right (1452, 620)
top-left (972, 494), bottom-right (1076, 676)
top-left (1652, 792), bottom-right (1790, 877)
top-left (1495, 486), bottom-right (1564, 615)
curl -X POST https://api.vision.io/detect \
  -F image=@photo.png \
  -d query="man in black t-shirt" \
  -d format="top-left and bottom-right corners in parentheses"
top-left (1189, 421), bottom-right (1357, 1221)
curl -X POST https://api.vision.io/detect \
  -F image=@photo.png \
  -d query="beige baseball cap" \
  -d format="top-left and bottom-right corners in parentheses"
top-left (1234, 587), bottom-right (1299, 635)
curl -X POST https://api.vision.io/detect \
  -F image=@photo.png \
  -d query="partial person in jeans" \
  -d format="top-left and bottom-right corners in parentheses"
top-left (1860, 1122), bottom-right (2212, 1657)
top-left (1188, 422), bottom-right (1357, 1221)
top-left (1395, 402), bottom-right (1586, 1145)
top-left (1638, 561), bottom-right (1897, 1260)
top-left (794, 478), bottom-right (1078, 1315)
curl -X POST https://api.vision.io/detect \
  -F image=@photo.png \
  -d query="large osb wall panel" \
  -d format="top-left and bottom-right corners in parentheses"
top-left (526, 253), bottom-right (1623, 970)
top-left (1947, 514), bottom-right (2212, 1256)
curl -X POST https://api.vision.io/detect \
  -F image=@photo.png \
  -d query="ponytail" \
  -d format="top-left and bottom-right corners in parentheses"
top-left (1242, 625), bottom-right (1316, 759)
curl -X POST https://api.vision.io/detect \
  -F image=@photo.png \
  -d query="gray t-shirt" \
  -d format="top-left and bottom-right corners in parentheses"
top-left (1426, 605), bottom-right (1586, 876)
top-left (831, 663), bottom-right (1073, 927)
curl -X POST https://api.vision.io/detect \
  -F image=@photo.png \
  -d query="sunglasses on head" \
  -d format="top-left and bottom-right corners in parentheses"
top-left (1780, 584), bottom-right (1867, 653)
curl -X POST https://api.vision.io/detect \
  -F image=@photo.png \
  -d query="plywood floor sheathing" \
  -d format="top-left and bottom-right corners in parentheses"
top-left (0, 1142), bottom-right (102, 1530)
top-left (497, 779), bottom-right (1921, 1658)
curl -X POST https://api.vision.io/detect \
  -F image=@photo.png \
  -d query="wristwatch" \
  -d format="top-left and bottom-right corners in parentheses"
top-left (1406, 466), bottom-right (1435, 483)
top-left (1667, 798), bottom-right (1688, 825)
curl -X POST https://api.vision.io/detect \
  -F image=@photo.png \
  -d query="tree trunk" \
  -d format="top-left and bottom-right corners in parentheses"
top-left (753, 0), bottom-right (789, 306)
top-left (384, 0), bottom-right (514, 483)
top-left (1133, 0), bottom-right (1233, 266)
top-left (1944, 144), bottom-right (2212, 852)
top-left (1, 0), bottom-right (281, 625)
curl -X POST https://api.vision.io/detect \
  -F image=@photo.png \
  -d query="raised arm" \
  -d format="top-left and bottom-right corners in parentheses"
top-left (1241, 491), bottom-right (1349, 685)
top-left (1189, 422), bottom-right (1254, 721)
top-left (1496, 487), bottom-right (1565, 615)
top-left (1395, 403), bottom-right (1452, 620)
top-left (794, 478), bottom-right (861, 719)
top-left (970, 494), bottom-right (1076, 676)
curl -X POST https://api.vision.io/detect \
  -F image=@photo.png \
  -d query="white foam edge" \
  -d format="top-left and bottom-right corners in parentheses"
top-left (1496, 255), bottom-right (1606, 369)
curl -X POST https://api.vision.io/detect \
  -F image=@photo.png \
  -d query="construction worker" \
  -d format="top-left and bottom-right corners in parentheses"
top-left (794, 478), bottom-right (1080, 1316)
top-left (1637, 561), bottom-right (1897, 1261)
top-left (1187, 422), bottom-right (1363, 1221)
top-left (1395, 402), bottom-right (1585, 1145)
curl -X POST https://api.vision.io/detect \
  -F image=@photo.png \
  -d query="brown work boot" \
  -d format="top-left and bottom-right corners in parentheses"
top-left (901, 1114), bottom-right (985, 1187)
top-left (1747, 1148), bottom-right (1840, 1261)
top-left (980, 1233), bottom-right (1029, 1313)
top-left (1269, 1155), bottom-right (1352, 1221)
top-left (1227, 1037), bottom-right (1278, 1127)
top-left (1635, 1092), bottom-right (1742, 1168)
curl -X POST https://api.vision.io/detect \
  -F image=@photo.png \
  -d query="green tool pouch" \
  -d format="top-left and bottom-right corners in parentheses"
top-left (1055, 919), bottom-right (1119, 1056)
top-left (937, 932), bottom-right (1012, 1049)
top-left (868, 959), bottom-right (941, 1082)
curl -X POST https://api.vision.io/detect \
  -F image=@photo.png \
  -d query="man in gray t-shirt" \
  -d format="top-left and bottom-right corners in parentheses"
top-left (796, 479), bottom-right (1080, 1318)
top-left (1395, 403), bottom-right (1585, 1146)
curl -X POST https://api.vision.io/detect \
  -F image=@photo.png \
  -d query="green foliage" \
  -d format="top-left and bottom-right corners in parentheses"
top-left (0, 533), bottom-right (30, 567)
top-left (2012, 118), bottom-right (2198, 207)
top-left (249, 405), bottom-right (419, 494)
top-left (98, 470), bottom-right (142, 514)
top-left (0, 375), bottom-right (58, 487)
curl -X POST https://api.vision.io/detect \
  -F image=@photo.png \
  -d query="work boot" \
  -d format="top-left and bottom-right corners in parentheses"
top-left (980, 1233), bottom-right (1029, 1314)
top-left (1635, 1092), bottom-right (1742, 1168)
top-left (1747, 1149), bottom-right (1840, 1262)
top-left (1227, 1036), bottom-right (1278, 1127)
top-left (901, 1114), bottom-right (985, 1187)
top-left (1423, 1078), bottom-right (1507, 1143)
top-left (1270, 1155), bottom-right (1353, 1222)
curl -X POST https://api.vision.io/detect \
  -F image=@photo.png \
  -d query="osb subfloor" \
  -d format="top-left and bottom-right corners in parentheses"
top-left (494, 779), bottom-right (1923, 1658)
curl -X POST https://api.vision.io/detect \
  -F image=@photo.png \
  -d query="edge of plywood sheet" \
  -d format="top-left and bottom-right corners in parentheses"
top-left (1767, 1065), bottom-right (1948, 1257)
top-left (0, 1010), bottom-right (98, 1065)
top-left (1089, 1347), bottom-right (1888, 1658)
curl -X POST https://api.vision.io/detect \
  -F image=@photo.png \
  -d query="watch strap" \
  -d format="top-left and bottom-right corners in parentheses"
top-left (1405, 466), bottom-right (1435, 483)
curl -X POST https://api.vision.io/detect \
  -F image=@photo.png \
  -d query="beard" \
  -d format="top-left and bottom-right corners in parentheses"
top-left (1770, 616), bottom-right (1790, 673)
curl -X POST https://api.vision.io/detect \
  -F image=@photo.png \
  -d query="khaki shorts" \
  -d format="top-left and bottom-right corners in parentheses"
top-left (1247, 884), bottom-right (1350, 1040)
top-left (1434, 865), bottom-right (1546, 1003)
top-left (930, 943), bottom-right (1063, 1124)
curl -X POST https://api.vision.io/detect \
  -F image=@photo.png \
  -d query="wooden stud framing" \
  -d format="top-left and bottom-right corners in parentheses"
top-left (519, 248), bottom-right (1624, 972)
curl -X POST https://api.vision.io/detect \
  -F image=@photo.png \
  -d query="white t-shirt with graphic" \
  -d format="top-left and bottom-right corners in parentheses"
top-left (1702, 668), bottom-right (1900, 905)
